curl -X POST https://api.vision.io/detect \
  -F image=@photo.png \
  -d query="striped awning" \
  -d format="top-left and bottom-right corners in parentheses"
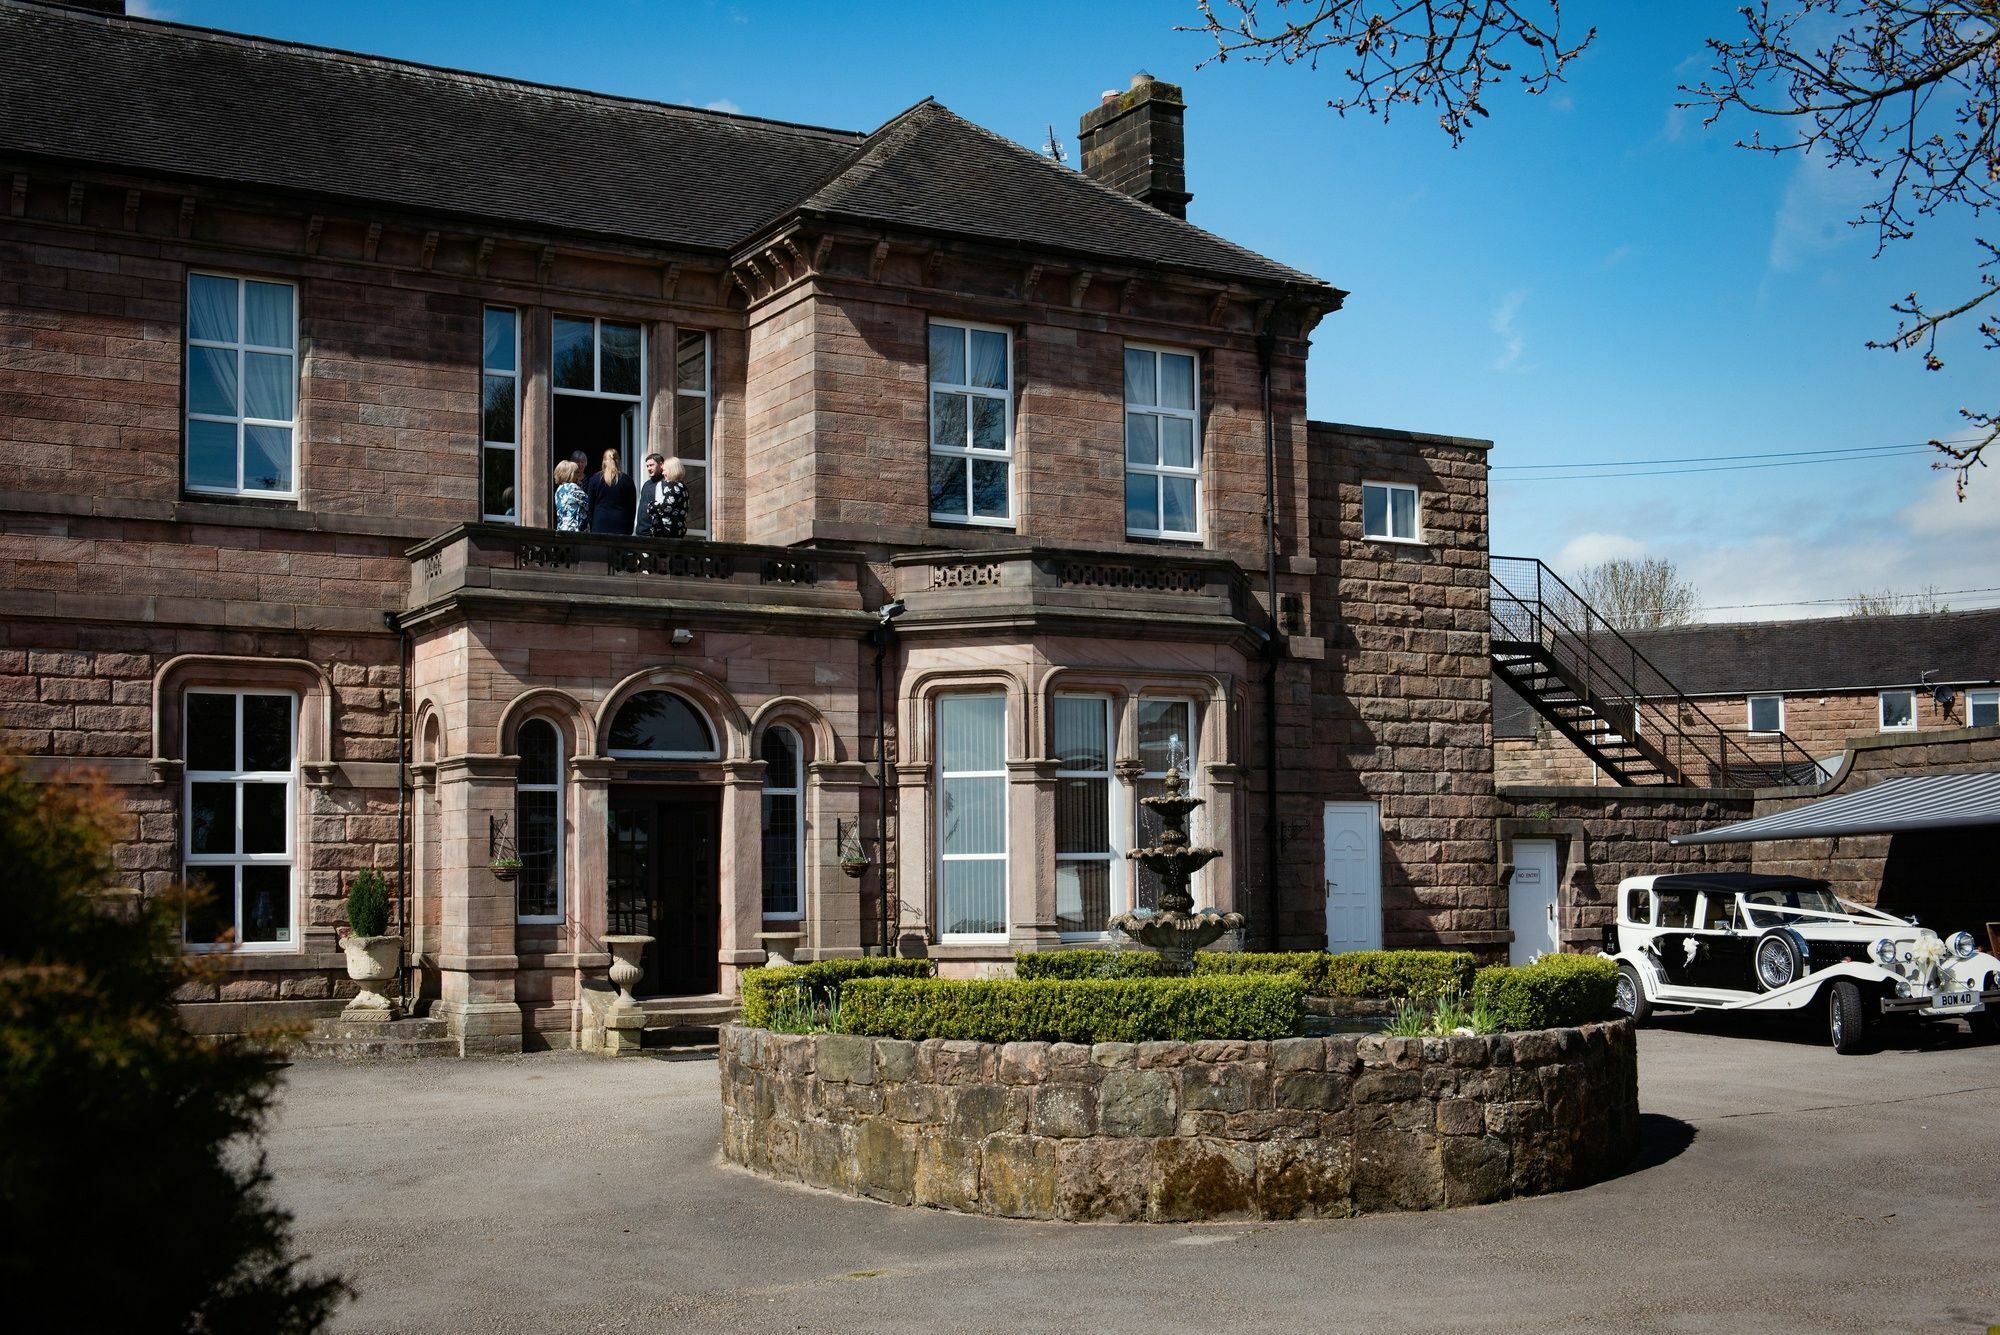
top-left (1672, 772), bottom-right (2000, 845)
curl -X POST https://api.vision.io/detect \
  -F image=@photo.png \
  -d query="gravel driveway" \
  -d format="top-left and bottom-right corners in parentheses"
top-left (266, 1015), bottom-right (2000, 1333)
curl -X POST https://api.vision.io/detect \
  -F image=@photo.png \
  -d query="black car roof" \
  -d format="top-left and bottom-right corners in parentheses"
top-left (1649, 873), bottom-right (1831, 896)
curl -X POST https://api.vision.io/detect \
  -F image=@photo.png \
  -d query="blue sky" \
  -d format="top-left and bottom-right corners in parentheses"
top-left (134, 0), bottom-right (2000, 619)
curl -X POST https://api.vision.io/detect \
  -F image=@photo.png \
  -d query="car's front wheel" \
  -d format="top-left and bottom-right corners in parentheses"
top-left (1614, 963), bottom-right (1652, 1025)
top-left (1829, 979), bottom-right (1871, 1054)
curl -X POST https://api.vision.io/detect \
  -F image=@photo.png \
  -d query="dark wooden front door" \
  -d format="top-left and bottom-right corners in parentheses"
top-left (607, 792), bottom-right (720, 996)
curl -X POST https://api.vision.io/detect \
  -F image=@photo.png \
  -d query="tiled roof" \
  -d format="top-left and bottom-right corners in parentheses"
top-left (1625, 608), bottom-right (2000, 695)
top-left (794, 100), bottom-right (1327, 288)
top-left (0, 2), bottom-right (1329, 290)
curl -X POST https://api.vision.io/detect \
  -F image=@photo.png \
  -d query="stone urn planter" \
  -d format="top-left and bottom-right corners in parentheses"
top-left (340, 933), bottom-right (402, 1022)
top-left (602, 934), bottom-right (654, 1010)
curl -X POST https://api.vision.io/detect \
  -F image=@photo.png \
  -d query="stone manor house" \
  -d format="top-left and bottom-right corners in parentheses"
top-left (0, 0), bottom-right (1498, 1050)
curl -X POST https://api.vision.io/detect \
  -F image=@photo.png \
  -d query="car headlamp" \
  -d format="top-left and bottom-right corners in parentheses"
top-left (1871, 938), bottom-right (1899, 968)
top-left (1947, 931), bottom-right (1978, 960)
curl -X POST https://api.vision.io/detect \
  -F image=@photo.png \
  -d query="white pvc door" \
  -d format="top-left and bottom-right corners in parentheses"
top-left (1323, 801), bottom-right (1382, 952)
top-left (1509, 838), bottom-right (1561, 964)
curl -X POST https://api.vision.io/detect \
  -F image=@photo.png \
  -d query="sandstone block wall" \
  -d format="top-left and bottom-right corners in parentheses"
top-left (718, 1020), bottom-right (1638, 1222)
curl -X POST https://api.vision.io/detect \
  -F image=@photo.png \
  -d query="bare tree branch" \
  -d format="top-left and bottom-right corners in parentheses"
top-left (1573, 558), bottom-right (1702, 631)
top-left (1182, 1), bottom-right (1595, 144)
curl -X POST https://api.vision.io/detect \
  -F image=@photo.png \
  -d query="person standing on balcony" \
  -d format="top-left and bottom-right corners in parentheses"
top-left (634, 453), bottom-right (669, 538)
top-left (651, 458), bottom-right (689, 539)
top-left (585, 448), bottom-right (636, 535)
top-left (552, 460), bottom-right (589, 533)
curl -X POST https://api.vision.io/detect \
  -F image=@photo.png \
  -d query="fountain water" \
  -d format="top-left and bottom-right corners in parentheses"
top-left (1110, 754), bottom-right (1242, 974)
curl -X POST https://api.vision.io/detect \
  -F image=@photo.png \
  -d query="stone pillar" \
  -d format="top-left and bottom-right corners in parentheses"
top-left (808, 759), bottom-right (870, 960)
top-left (718, 758), bottom-right (766, 993)
top-left (893, 760), bottom-right (932, 948)
top-left (521, 306), bottom-right (551, 530)
top-left (1008, 758), bottom-right (1061, 951)
top-left (1201, 761), bottom-right (1243, 916)
top-left (433, 756), bottom-right (523, 1054)
top-left (409, 761), bottom-right (436, 970)
top-left (569, 756), bottom-right (614, 951)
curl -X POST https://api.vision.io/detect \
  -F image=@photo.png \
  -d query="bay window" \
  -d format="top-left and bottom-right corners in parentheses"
top-left (1053, 696), bottom-right (1117, 936)
top-left (937, 694), bottom-right (1007, 938)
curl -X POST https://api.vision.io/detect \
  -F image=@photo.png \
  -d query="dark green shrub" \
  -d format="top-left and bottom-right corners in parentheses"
top-left (1193, 950), bottom-right (1332, 990)
top-left (0, 754), bottom-right (348, 1329)
top-left (1471, 954), bottom-right (1621, 1030)
top-left (835, 974), bottom-right (1304, 1043)
top-left (344, 869), bottom-right (391, 938)
top-left (1324, 949), bottom-right (1476, 1000)
top-left (739, 956), bottom-right (935, 1029)
top-left (1014, 948), bottom-right (1169, 980)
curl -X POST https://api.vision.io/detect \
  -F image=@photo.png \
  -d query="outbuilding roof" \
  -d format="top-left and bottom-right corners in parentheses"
top-left (1671, 772), bottom-right (2000, 844)
top-left (0, 1), bottom-right (1330, 290)
top-left (1621, 607), bottom-right (2000, 697)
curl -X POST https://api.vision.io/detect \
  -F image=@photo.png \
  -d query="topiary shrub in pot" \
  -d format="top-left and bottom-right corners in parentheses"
top-left (340, 869), bottom-right (400, 1022)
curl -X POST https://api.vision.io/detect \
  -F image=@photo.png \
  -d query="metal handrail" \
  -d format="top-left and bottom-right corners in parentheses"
top-left (1492, 556), bottom-right (1819, 786)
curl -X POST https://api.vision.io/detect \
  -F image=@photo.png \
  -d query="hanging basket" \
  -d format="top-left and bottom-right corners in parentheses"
top-left (489, 861), bottom-right (520, 882)
top-left (839, 859), bottom-right (869, 880)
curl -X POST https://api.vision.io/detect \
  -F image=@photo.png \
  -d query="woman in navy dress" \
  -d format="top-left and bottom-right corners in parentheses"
top-left (585, 449), bottom-right (637, 535)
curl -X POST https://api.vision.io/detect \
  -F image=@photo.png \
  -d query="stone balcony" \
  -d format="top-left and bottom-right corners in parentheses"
top-left (404, 523), bottom-right (868, 629)
top-left (889, 546), bottom-right (1260, 642)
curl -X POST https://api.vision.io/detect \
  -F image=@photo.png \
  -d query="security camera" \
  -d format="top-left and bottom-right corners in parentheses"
top-left (671, 628), bottom-right (694, 646)
top-left (878, 601), bottom-right (906, 624)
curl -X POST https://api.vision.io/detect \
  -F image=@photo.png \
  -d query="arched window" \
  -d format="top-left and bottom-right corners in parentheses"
top-left (760, 726), bottom-right (804, 919)
top-left (516, 719), bottom-right (563, 922)
top-left (607, 690), bottom-right (718, 758)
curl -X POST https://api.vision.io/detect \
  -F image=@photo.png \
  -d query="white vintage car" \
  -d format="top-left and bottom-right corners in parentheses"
top-left (1603, 872), bottom-right (2000, 1053)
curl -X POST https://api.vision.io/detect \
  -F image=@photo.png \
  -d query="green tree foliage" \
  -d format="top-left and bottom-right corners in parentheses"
top-left (344, 868), bottom-right (391, 938)
top-left (0, 756), bottom-right (348, 1333)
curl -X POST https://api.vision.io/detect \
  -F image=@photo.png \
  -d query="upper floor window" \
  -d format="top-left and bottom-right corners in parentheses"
top-left (928, 321), bottom-right (1012, 525)
top-left (760, 726), bottom-right (804, 919)
top-left (1879, 688), bottom-right (1916, 732)
top-left (1124, 346), bottom-right (1201, 540)
top-left (482, 308), bottom-right (520, 523)
top-left (515, 718), bottom-right (563, 923)
top-left (182, 690), bottom-right (295, 950)
top-left (1971, 689), bottom-right (1999, 728)
top-left (1747, 694), bottom-right (1783, 735)
top-left (937, 694), bottom-right (1008, 939)
top-left (675, 331), bottom-right (713, 537)
top-left (1363, 481), bottom-right (1421, 542)
top-left (553, 315), bottom-right (645, 478)
top-left (185, 273), bottom-right (297, 498)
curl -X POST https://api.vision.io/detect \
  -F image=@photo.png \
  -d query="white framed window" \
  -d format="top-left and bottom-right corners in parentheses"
top-left (937, 694), bottom-right (1008, 939)
top-left (1362, 481), bottom-right (1421, 542)
top-left (515, 718), bottom-right (564, 924)
top-left (1879, 688), bottom-right (1917, 732)
top-left (606, 690), bottom-right (720, 759)
top-left (1054, 695), bottom-right (1120, 936)
top-left (1971, 689), bottom-right (1999, 728)
top-left (182, 690), bottom-right (296, 951)
top-left (761, 726), bottom-right (805, 919)
top-left (552, 314), bottom-right (646, 478)
top-left (674, 330), bottom-right (713, 537)
top-left (1747, 694), bottom-right (1783, 734)
top-left (1134, 696), bottom-right (1198, 910)
top-left (482, 308), bottom-right (520, 523)
top-left (185, 272), bottom-right (298, 498)
top-left (1124, 345), bottom-right (1201, 539)
top-left (928, 320), bottom-right (1013, 525)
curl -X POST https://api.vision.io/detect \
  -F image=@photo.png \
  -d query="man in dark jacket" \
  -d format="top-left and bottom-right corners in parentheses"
top-left (634, 453), bottom-right (668, 537)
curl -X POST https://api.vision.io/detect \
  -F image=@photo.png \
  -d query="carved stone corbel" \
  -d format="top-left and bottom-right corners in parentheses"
top-left (1069, 272), bottom-right (1093, 308)
top-left (177, 195), bottom-right (196, 239)
top-left (363, 220), bottom-right (383, 261)
top-left (475, 237), bottom-right (494, 277)
top-left (660, 259), bottom-right (680, 300)
top-left (9, 173), bottom-right (26, 218)
top-left (922, 249), bottom-right (943, 287)
top-left (419, 230), bottom-right (439, 270)
top-left (304, 214), bottom-right (325, 256)
top-left (1207, 288), bottom-right (1231, 326)
top-left (811, 234), bottom-right (835, 272)
top-left (868, 239), bottom-right (891, 282)
top-left (537, 245), bottom-right (556, 285)
top-left (66, 182), bottom-right (84, 225)
top-left (1020, 263), bottom-right (1043, 302)
top-left (122, 189), bottom-right (140, 231)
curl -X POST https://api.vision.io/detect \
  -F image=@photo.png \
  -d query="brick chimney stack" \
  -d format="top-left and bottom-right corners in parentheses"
top-left (1077, 72), bottom-right (1191, 219)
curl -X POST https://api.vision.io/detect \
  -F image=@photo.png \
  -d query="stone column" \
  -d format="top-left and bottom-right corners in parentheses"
top-left (433, 755), bottom-right (522, 1054)
top-left (1007, 758), bottom-right (1061, 951)
top-left (807, 759), bottom-right (870, 960)
top-left (568, 756), bottom-right (614, 963)
top-left (520, 307), bottom-right (551, 529)
top-left (717, 758), bottom-right (766, 993)
top-left (893, 760), bottom-right (932, 948)
top-left (1201, 761), bottom-right (1243, 916)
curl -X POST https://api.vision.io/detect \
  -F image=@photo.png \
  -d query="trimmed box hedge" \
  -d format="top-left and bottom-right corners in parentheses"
top-left (1014, 949), bottom-right (1170, 980)
top-left (739, 957), bottom-right (935, 1029)
top-left (1012, 948), bottom-right (1476, 1000)
top-left (1471, 954), bottom-right (1620, 1030)
top-left (835, 974), bottom-right (1305, 1044)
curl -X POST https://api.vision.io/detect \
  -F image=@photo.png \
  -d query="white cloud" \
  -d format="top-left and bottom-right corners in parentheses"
top-left (1597, 244), bottom-right (1633, 271)
top-left (1490, 289), bottom-right (1530, 373)
top-left (125, 0), bottom-right (171, 16)
top-left (1898, 464), bottom-right (2000, 536)
top-left (703, 99), bottom-right (744, 115)
top-left (1555, 532), bottom-right (1646, 575)
top-left (1767, 149), bottom-right (1875, 273)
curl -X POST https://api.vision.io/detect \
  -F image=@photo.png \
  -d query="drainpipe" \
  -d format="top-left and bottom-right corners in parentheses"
top-left (383, 610), bottom-right (412, 1007)
top-left (867, 601), bottom-right (906, 955)
top-left (1256, 316), bottom-right (1283, 952)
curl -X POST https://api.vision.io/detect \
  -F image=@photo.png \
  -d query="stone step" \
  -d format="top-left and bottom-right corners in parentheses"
top-left (292, 1015), bottom-right (457, 1060)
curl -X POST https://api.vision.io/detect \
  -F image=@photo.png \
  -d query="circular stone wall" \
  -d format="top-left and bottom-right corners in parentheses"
top-left (718, 1022), bottom-right (1638, 1221)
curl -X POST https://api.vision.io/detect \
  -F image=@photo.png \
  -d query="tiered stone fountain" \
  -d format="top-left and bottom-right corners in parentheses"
top-left (1109, 759), bottom-right (1242, 973)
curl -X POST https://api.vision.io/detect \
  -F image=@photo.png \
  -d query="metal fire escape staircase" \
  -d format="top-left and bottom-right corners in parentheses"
top-left (1491, 557), bottom-right (1820, 787)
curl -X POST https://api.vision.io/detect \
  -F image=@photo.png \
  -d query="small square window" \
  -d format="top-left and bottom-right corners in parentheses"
top-left (1879, 689), bottom-right (1916, 731)
top-left (1362, 481), bottom-right (1420, 542)
top-left (1969, 690), bottom-right (1998, 728)
top-left (1747, 695), bottom-right (1783, 734)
